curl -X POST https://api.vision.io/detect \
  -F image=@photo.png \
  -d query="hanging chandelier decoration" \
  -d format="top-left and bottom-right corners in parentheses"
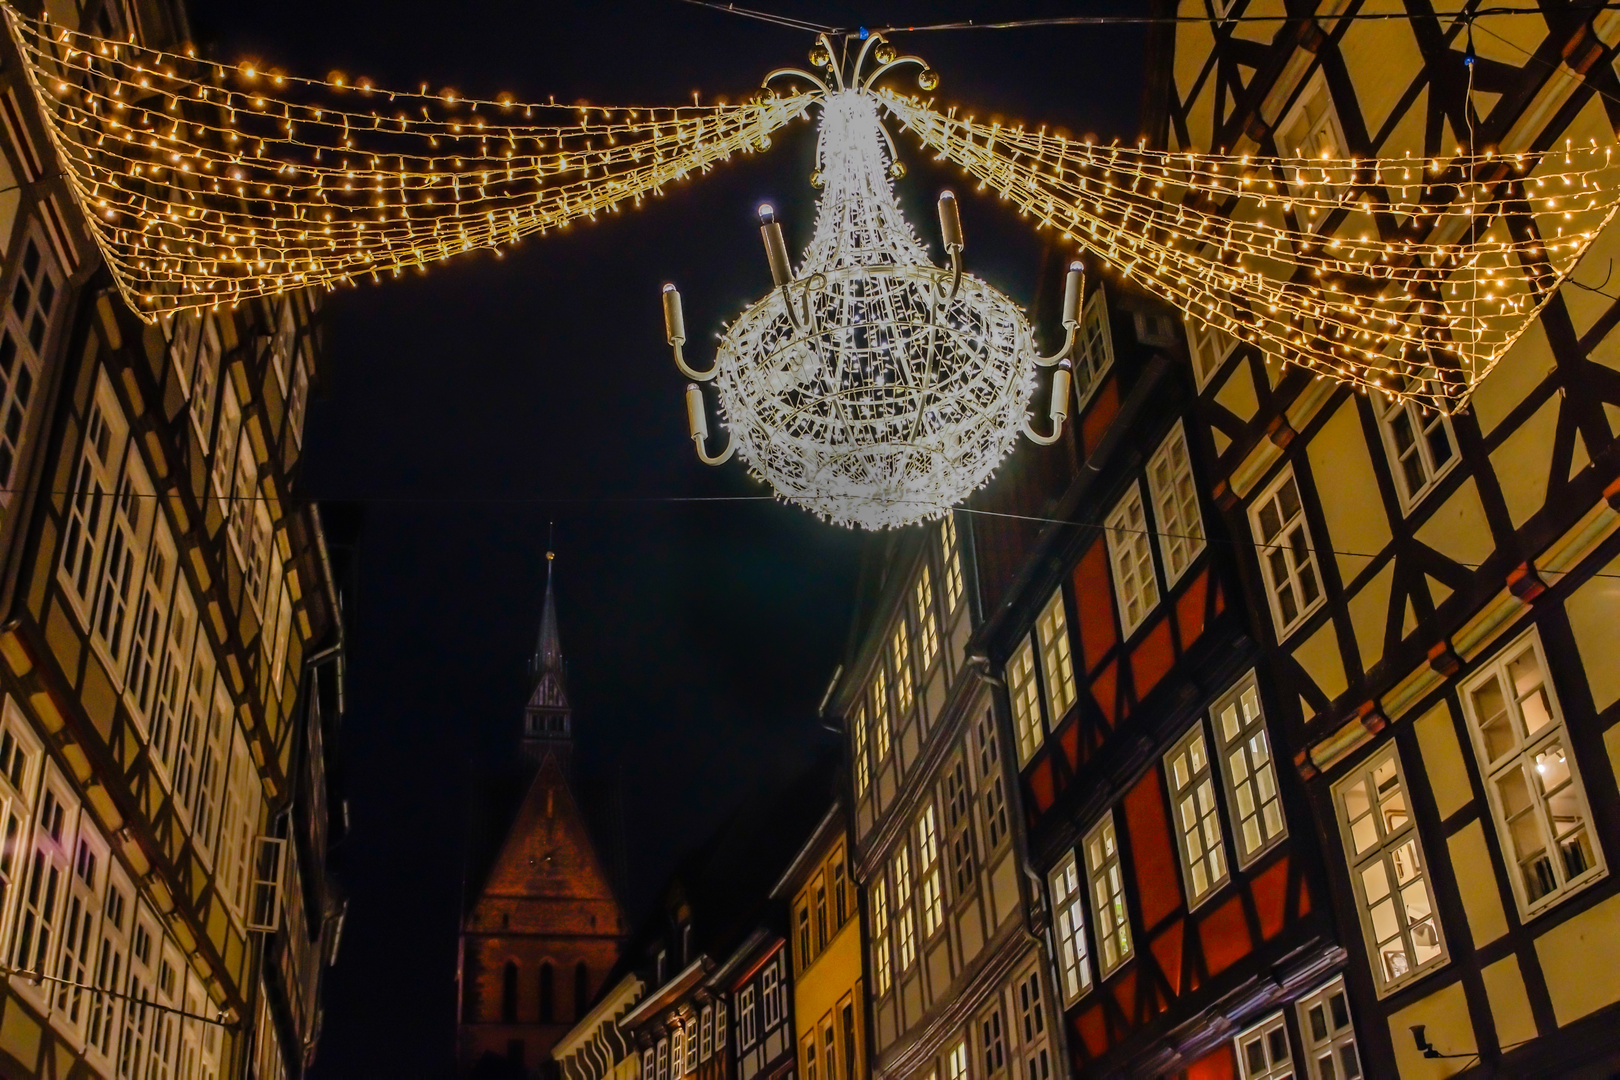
top-left (660, 38), bottom-right (1078, 529)
top-left (7, 8), bottom-right (1620, 521)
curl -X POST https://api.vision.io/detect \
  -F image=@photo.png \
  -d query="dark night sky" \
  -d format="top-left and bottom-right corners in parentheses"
top-left (181, 3), bottom-right (1143, 1075)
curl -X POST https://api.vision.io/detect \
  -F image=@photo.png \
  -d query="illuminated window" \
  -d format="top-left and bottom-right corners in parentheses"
top-left (1165, 723), bottom-right (1228, 906)
top-left (804, 1035), bottom-right (817, 1080)
top-left (684, 1019), bottom-right (697, 1074)
top-left (0, 236), bottom-right (58, 504)
top-left (1105, 483), bottom-right (1159, 637)
top-left (940, 515), bottom-right (964, 614)
top-left (914, 566), bottom-right (940, 670)
top-left (761, 963), bottom-right (780, 1027)
top-left (14, 772), bottom-right (74, 982)
top-left (1008, 639), bottom-right (1043, 765)
top-left (1296, 976), bottom-right (1360, 1080)
top-left (1048, 852), bottom-right (1091, 1003)
top-left (869, 879), bottom-right (891, 995)
top-left (892, 846), bottom-right (916, 970)
top-left (1250, 468), bottom-right (1323, 639)
top-left (1147, 423), bottom-right (1205, 586)
top-left (125, 520), bottom-right (177, 732)
top-left (946, 1039), bottom-right (968, 1080)
top-left (1276, 69), bottom-right (1350, 229)
top-left (1235, 1011), bottom-right (1295, 1080)
top-left (287, 355), bottom-right (311, 447)
top-left (60, 381), bottom-right (127, 621)
top-left (738, 986), bottom-right (756, 1047)
top-left (657, 1037), bottom-right (669, 1080)
top-left (1213, 674), bottom-right (1288, 865)
top-left (92, 462), bottom-right (147, 671)
top-left (1184, 314), bottom-right (1236, 390)
top-left (816, 878), bottom-right (829, 950)
top-left (1377, 388), bottom-right (1457, 512)
top-left (890, 621), bottom-right (914, 716)
top-left (700, 1006), bottom-right (713, 1061)
top-left (822, 1019), bottom-right (837, 1080)
top-left (1333, 748), bottom-right (1446, 995)
top-left (1084, 814), bottom-right (1132, 978)
top-left (917, 806), bottom-right (943, 937)
top-left (1461, 630), bottom-right (1602, 916)
top-left (945, 758), bottom-right (975, 895)
top-left (1035, 590), bottom-right (1076, 723)
top-left (851, 704), bottom-right (871, 797)
top-left (1073, 287), bottom-right (1114, 410)
top-left (797, 902), bottom-right (811, 971)
top-left (871, 669), bottom-right (892, 763)
top-left (714, 998), bottom-right (726, 1051)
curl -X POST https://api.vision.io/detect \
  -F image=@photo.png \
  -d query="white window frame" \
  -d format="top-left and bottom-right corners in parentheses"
top-left (1332, 746), bottom-right (1447, 996)
top-left (871, 668), bottom-right (892, 765)
top-left (0, 699), bottom-right (41, 968)
top-left (946, 1039), bottom-right (968, 1080)
top-left (1213, 674), bottom-right (1288, 867)
top-left (86, 861), bottom-right (131, 1071)
top-left (890, 620), bottom-right (914, 717)
top-left (913, 565), bottom-right (940, 672)
top-left (917, 805), bottom-right (943, 938)
top-left (851, 703), bottom-right (871, 799)
top-left (1073, 287), bottom-right (1114, 411)
top-left (870, 878), bottom-right (891, 995)
top-left (207, 381), bottom-right (240, 522)
top-left (1015, 969), bottom-right (1051, 1080)
top-left (53, 816), bottom-right (108, 1040)
top-left (0, 232), bottom-right (59, 506)
top-left (761, 963), bottom-right (780, 1027)
top-left (92, 449), bottom-right (153, 681)
top-left (1459, 629), bottom-right (1604, 918)
top-left (700, 1005), bottom-right (713, 1061)
top-left (1184, 314), bottom-right (1237, 390)
top-left (150, 581), bottom-right (197, 788)
top-left (1007, 638), bottom-right (1043, 765)
top-left (1035, 590), bottom-right (1076, 724)
top-left (59, 375), bottom-right (129, 624)
top-left (1235, 1010), bottom-right (1295, 1080)
top-left (940, 515), bottom-right (964, 616)
top-left (189, 318), bottom-right (221, 449)
top-left (13, 765), bottom-right (77, 1005)
top-left (1276, 68), bottom-right (1351, 231)
top-left (738, 986), bottom-right (756, 1047)
top-left (1147, 422), bottom-right (1205, 587)
top-left (123, 515), bottom-right (176, 734)
top-left (1164, 722), bottom-right (1229, 908)
top-left (1249, 467), bottom-right (1324, 640)
top-left (1105, 482), bottom-right (1160, 637)
top-left (1296, 976), bottom-right (1360, 1080)
top-left (1083, 813), bottom-right (1132, 979)
top-left (1376, 389), bottom-right (1458, 512)
top-left (287, 353), bottom-right (310, 448)
top-left (892, 846), bottom-right (916, 971)
top-left (980, 1000), bottom-right (1006, 1077)
top-left (1047, 851), bottom-right (1092, 1004)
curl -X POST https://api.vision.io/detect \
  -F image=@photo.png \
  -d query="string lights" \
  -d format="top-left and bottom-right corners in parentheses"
top-left (4, 6), bottom-right (811, 317)
top-left (881, 92), bottom-right (1620, 411)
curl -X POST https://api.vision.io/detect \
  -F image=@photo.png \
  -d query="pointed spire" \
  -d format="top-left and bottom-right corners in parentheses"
top-left (523, 536), bottom-right (571, 763)
top-left (533, 547), bottom-right (564, 678)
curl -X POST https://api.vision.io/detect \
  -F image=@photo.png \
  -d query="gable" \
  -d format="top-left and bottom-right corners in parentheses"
top-left (473, 754), bottom-right (620, 909)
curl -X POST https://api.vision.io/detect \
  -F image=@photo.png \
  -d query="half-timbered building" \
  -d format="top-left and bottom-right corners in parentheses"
top-left (1141, 1), bottom-right (1620, 1075)
top-left (826, 506), bottom-right (1061, 1080)
top-left (0, 0), bottom-right (352, 1075)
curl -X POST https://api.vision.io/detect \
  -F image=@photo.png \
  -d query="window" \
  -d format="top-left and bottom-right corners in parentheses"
top-left (683, 1021), bottom-right (699, 1072)
top-left (190, 319), bottom-right (221, 448)
top-left (60, 381), bottom-right (127, 619)
top-left (217, 730), bottom-right (261, 921)
top-left (892, 846), bottom-right (916, 970)
top-left (1084, 814), bottom-right (1132, 977)
top-left (1147, 423), bottom-right (1205, 585)
top-left (1017, 973), bottom-right (1049, 1080)
top-left (851, 704), bottom-right (871, 798)
top-left (93, 456), bottom-right (150, 671)
top-left (981, 1004), bottom-right (1006, 1076)
top-left (1250, 469), bottom-right (1323, 639)
top-left (890, 621), bottom-right (914, 717)
top-left (208, 382), bottom-right (240, 521)
top-left (940, 515), bottom-right (964, 614)
top-left (1132, 310), bottom-right (1178, 347)
top-left (539, 961), bottom-right (555, 1022)
top-left (1236, 1011), bottom-right (1295, 1080)
top-left (714, 998), bottom-right (726, 1050)
top-left (172, 643), bottom-right (216, 829)
top-left (1035, 590), bottom-right (1076, 723)
top-left (644, 1046), bottom-right (655, 1080)
top-left (1165, 724), bottom-right (1228, 906)
top-left (88, 870), bottom-right (129, 1063)
top-left (822, 1019), bottom-right (837, 1080)
top-left (124, 520), bottom-right (175, 731)
top-left (797, 902), bottom-right (812, 969)
top-left (1105, 483), bottom-right (1159, 637)
top-left (984, 775), bottom-right (1009, 852)
top-left (1185, 315), bottom-right (1236, 390)
top-left (816, 879), bottom-right (829, 949)
top-left (225, 438), bottom-right (257, 566)
top-left (870, 879), bottom-right (891, 995)
top-left (120, 911), bottom-right (157, 1080)
top-left (1377, 388), bottom-right (1456, 510)
top-left (917, 806), bottom-right (943, 937)
top-left (1334, 748), bottom-right (1446, 994)
top-left (1214, 675), bottom-right (1288, 865)
top-left (700, 1006), bottom-right (713, 1061)
top-left (272, 300), bottom-right (295, 391)
top-left (914, 567), bottom-right (940, 670)
top-left (804, 1036), bottom-right (817, 1080)
top-left (287, 355), bottom-right (310, 447)
top-left (871, 670), bottom-right (891, 764)
top-left (167, 313), bottom-right (201, 388)
top-left (946, 1039), bottom-right (968, 1080)
top-left (1074, 287), bottom-right (1114, 409)
top-left (832, 858), bottom-right (847, 926)
top-left (191, 675), bottom-right (230, 859)
top-left (244, 503), bottom-right (274, 616)
top-left (1008, 639), bottom-right (1043, 765)
top-left (945, 758), bottom-right (975, 895)
top-left (738, 986), bottom-right (756, 1047)
top-left (657, 1037), bottom-right (669, 1080)
top-left (669, 1027), bottom-right (683, 1076)
top-left (839, 1002), bottom-right (857, 1080)
top-left (1048, 852), bottom-right (1091, 1003)
top-left (0, 702), bottom-right (40, 930)
top-left (0, 236), bottom-right (56, 503)
top-left (1276, 69), bottom-right (1350, 227)
top-left (55, 826), bottom-right (106, 1035)
top-left (1297, 977), bottom-right (1360, 1080)
top-left (15, 776), bottom-right (74, 981)
top-left (975, 711), bottom-right (1008, 849)
top-left (1461, 631), bottom-right (1602, 915)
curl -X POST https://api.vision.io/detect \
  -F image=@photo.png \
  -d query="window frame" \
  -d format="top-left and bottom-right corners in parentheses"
top-left (1184, 314), bottom-right (1237, 390)
top-left (1034, 590), bottom-right (1076, 726)
top-left (916, 805), bottom-right (943, 939)
top-left (1458, 629), bottom-right (1605, 918)
top-left (1083, 813), bottom-right (1132, 980)
top-left (1234, 1010), bottom-right (1296, 1080)
top-left (1212, 674), bottom-right (1288, 868)
top-left (1164, 721), bottom-right (1230, 909)
top-left (913, 565), bottom-right (940, 673)
top-left (1146, 421), bottom-right (1206, 588)
top-left (1296, 975), bottom-right (1361, 1080)
top-left (1249, 467), bottom-right (1325, 641)
top-left (1073, 287), bottom-right (1114, 412)
top-left (940, 515), bottom-right (964, 616)
top-left (1375, 389), bottom-right (1458, 513)
top-left (1008, 638), bottom-right (1043, 766)
top-left (1047, 851), bottom-right (1092, 1005)
top-left (1332, 745), bottom-right (1448, 996)
top-left (0, 231), bottom-right (59, 509)
top-left (1105, 482), bottom-right (1161, 638)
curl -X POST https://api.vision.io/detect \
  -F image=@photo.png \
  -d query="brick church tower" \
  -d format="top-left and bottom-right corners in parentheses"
top-left (458, 552), bottom-right (626, 1077)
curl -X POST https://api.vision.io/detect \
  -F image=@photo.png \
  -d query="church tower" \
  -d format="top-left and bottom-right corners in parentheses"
top-left (458, 551), bottom-right (626, 1078)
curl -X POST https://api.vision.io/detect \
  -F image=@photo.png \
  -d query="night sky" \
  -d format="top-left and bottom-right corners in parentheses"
top-left (182, 3), bottom-right (1143, 1075)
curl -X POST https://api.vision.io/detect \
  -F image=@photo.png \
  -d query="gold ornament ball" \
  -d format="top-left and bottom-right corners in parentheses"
top-left (917, 68), bottom-right (939, 90)
top-left (874, 43), bottom-right (897, 65)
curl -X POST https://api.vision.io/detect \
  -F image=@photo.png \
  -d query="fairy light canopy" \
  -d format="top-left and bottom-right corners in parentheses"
top-left (7, 6), bottom-right (1619, 518)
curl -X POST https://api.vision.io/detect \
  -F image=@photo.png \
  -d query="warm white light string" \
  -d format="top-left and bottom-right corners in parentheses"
top-left (881, 92), bottom-right (1620, 410)
top-left (4, 7), bottom-right (811, 317)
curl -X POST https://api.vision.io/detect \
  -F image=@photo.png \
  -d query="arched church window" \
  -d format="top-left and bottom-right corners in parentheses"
top-left (540, 961), bottom-right (555, 1022)
top-left (574, 961), bottom-right (589, 1020)
top-left (502, 961), bottom-right (519, 1024)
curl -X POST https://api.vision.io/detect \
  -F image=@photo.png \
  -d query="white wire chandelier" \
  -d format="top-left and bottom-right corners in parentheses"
top-left (661, 37), bottom-right (1079, 530)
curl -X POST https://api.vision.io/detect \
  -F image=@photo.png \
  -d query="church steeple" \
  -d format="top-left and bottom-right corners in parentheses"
top-left (522, 548), bottom-right (571, 766)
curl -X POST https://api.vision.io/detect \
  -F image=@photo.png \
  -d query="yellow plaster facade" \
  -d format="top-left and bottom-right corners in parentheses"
top-left (782, 813), bottom-right (866, 1080)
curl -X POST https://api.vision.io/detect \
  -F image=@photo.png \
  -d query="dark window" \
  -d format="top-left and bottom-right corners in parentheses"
top-left (574, 961), bottom-right (589, 1020)
top-left (501, 962), bottom-right (518, 1024)
top-left (540, 961), bottom-right (555, 1022)
top-left (840, 1003), bottom-right (857, 1080)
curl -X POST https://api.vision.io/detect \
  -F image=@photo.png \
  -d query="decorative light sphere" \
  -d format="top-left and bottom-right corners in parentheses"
top-left (710, 91), bottom-right (1039, 529)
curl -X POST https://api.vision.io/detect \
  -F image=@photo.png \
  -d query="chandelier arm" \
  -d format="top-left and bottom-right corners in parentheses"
top-left (671, 342), bottom-right (719, 382)
top-left (859, 57), bottom-right (926, 92)
top-left (1032, 327), bottom-right (1077, 366)
top-left (818, 34), bottom-right (847, 92)
top-left (763, 67), bottom-right (833, 96)
top-left (693, 430), bottom-right (737, 466)
top-left (1021, 360), bottom-right (1072, 445)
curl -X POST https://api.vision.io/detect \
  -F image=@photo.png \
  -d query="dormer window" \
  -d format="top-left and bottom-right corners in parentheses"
top-left (655, 947), bottom-right (667, 985)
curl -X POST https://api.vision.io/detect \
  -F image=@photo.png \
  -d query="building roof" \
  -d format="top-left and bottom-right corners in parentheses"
top-left (528, 549), bottom-right (569, 712)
